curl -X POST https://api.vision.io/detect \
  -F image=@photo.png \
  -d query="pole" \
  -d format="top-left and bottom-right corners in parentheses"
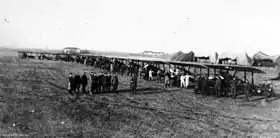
top-left (251, 72), bottom-right (254, 85)
top-left (244, 71), bottom-right (247, 82)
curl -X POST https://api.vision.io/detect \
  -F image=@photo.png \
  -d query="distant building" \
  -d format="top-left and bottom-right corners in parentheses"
top-left (63, 47), bottom-right (81, 54)
top-left (142, 51), bottom-right (165, 57)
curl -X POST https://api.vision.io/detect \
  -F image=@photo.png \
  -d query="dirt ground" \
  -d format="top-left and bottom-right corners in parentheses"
top-left (1, 52), bottom-right (280, 137)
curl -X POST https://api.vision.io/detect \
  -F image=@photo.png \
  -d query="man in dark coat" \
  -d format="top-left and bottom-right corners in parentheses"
top-left (91, 73), bottom-right (98, 94)
top-left (81, 72), bottom-right (88, 94)
top-left (230, 77), bottom-right (237, 99)
top-left (90, 72), bottom-right (96, 94)
top-left (68, 73), bottom-right (75, 95)
top-left (106, 73), bottom-right (112, 92)
top-left (130, 74), bottom-right (138, 95)
top-left (111, 73), bottom-right (119, 93)
top-left (244, 80), bottom-right (250, 102)
top-left (215, 74), bottom-right (222, 97)
top-left (201, 75), bottom-right (209, 96)
top-left (74, 72), bottom-right (82, 94)
top-left (194, 74), bottom-right (200, 94)
top-left (102, 73), bottom-right (107, 92)
top-left (164, 71), bottom-right (171, 89)
top-left (97, 73), bottom-right (103, 93)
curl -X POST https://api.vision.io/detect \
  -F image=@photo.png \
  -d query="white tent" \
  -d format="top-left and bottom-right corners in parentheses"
top-left (209, 52), bottom-right (219, 64)
top-left (219, 52), bottom-right (252, 66)
top-left (253, 51), bottom-right (278, 62)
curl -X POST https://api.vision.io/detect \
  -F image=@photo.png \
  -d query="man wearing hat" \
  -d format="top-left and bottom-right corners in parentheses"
top-left (68, 73), bottom-right (75, 95)
top-left (111, 73), bottom-right (119, 93)
top-left (130, 74), bottom-right (138, 95)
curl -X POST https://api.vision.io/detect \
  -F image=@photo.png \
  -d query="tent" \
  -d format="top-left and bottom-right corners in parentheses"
top-left (170, 51), bottom-right (194, 62)
top-left (180, 51), bottom-right (194, 62)
top-left (170, 51), bottom-right (184, 61)
top-left (219, 52), bottom-right (252, 66)
top-left (252, 51), bottom-right (277, 67)
top-left (209, 52), bottom-right (219, 64)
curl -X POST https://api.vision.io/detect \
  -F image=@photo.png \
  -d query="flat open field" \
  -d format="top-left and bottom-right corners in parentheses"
top-left (1, 51), bottom-right (280, 137)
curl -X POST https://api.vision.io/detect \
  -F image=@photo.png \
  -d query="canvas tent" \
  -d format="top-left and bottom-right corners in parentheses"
top-left (180, 51), bottom-right (194, 62)
top-left (218, 52), bottom-right (252, 66)
top-left (170, 51), bottom-right (194, 62)
top-left (252, 51), bottom-right (277, 67)
top-left (210, 52), bottom-right (219, 64)
top-left (170, 51), bottom-right (184, 61)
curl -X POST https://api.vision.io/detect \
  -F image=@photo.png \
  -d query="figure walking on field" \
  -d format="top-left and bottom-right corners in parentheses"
top-left (81, 72), bottom-right (88, 94)
top-left (184, 73), bottom-right (193, 89)
top-left (215, 74), bottom-right (222, 97)
top-left (130, 74), bottom-right (138, 95)
top-left (88, 72), bottom-right (94, 94)
top-left (157, 69), bottom-right (161, 83)
top-left (180, 73), bottom-right (186, 93)
top-left (230, 77), bottom-right (237, 99)
top-left (74, 72), bottom-right (82, 95)
top-left (244, 80), bottom-right (250, 102)
top-left (149, 70), bottom-right (153, 81)
top-left (106, 73), bottom-right (112, 92)
top-left (111, 73), bottom-right (119, 93)
top-left (68, 73), bottom-right (75, 96)
top-left (164, 71), bottom-right (171, 89)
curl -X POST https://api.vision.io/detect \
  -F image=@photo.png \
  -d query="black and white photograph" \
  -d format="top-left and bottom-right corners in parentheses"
top-left (1, 0), bottom-right (280, 137)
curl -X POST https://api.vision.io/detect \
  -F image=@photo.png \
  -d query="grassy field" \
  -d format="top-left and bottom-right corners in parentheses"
top-left (1, 51), bottom-right (280, 137)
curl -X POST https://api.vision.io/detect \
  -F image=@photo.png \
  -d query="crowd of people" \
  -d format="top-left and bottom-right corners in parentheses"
top-left (68, 72), bottom-right (120, 96)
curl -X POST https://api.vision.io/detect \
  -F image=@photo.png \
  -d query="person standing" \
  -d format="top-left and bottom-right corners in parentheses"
top-left (201, 75), bottom-right (209, 96)
top-left (230, 77), bottom-right (237, 99)
top-left (157, 69), bottom-right (161, 83)
top-left (149, 69), bottom-right (153, 81)
top-left (89, 72), bottom-right (94, 94)
top-left (106, 73), bottom-right (112, 92)
top-left (164, 71), bottom-right (171, 89)
top-left (81, 72), bottom-right (88, 94)
top-left (111, 73), bottom-right (119, 93)
top-left (68, 73), bottom-right (75, 96)
top-left (92, 73), bottom-right (99, 94)
top-left (194, 74), bottom-right (200, 94)
top-left (74, 72), bottom-right (82, 94)
top-left (180, 73), bottom-right (186, 93)
top-left (102, 73), bottom-right (107, 92)
top-left (138, 68), bottom-right (142, 79)
top-left (215, 74), bottom-right (222, 97)
top-left (244, 80), bottom-right (250, 102)
top-left (110, 63), bottom-right (114, 73)
top-left (130, 74), bottom-right (138, 95)
top-left (97, 73), bottom-right (103, 93)
top-left (184, 73), bottom-right (193, 89)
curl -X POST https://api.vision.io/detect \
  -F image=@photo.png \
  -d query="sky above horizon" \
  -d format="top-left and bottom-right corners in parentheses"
top-left (1, 0), bottom-right (280, 55)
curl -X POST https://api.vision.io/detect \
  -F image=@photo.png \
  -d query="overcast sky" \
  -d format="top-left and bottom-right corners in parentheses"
top-left (0, 0), bottom-right (280, 55)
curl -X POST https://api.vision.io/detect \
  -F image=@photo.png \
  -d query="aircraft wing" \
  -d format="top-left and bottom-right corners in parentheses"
top-left (203, 63), bottom-right (265, 74)
top-left (166, 61), bottom-right (208, 68)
